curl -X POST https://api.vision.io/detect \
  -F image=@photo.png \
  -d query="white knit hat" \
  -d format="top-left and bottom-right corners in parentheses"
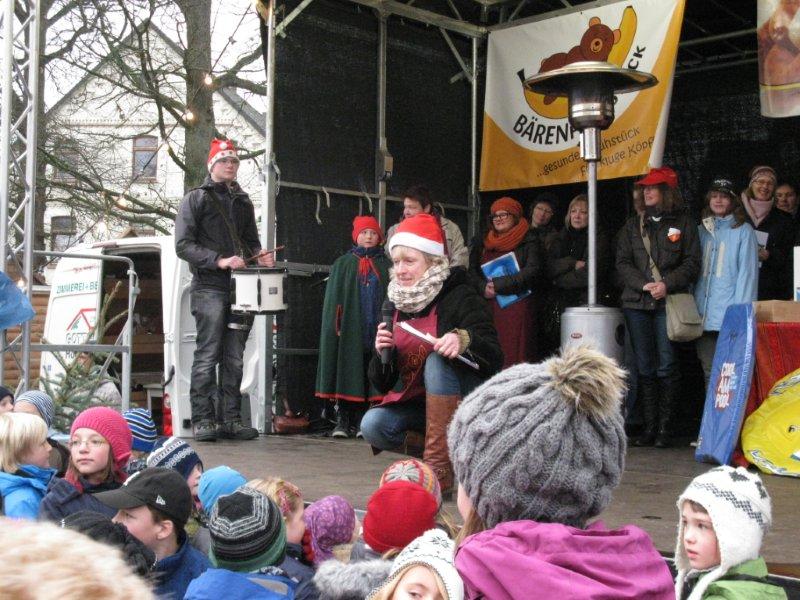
top-left (387, 213), bottom-right (445, 256)
top-left (366, 529), bottom-right (463, 600)
top-left (674, 466), bottom-right (772, 600)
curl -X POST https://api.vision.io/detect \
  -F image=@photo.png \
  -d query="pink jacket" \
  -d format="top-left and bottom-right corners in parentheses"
top-left (455, 520), bottom-right (675, 600)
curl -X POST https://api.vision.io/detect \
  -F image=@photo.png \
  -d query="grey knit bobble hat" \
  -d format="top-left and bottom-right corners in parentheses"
top-left (448, 345), bottom-right (627, 529)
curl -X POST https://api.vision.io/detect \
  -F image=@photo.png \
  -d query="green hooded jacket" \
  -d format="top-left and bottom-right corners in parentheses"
top-left (688, 558), bottom-right (788, 600)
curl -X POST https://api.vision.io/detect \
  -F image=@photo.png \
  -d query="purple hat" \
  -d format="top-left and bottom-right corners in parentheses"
top-left (304, 495), bottom-right (356, 565)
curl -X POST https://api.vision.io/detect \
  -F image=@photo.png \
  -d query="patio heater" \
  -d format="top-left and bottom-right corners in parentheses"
top-left (524, 61), bottom-right (657, 360)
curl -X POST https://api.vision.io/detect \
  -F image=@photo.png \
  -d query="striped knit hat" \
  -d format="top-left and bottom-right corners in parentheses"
top-left (380, 459), bottom-right (442, 509)
top-left (123, 409), bottom-right (157, 453)
top-left (146, 436), bottom-right (202, 480)
top-left (15, 390), bottom-right (55, 429)
top-left (208, 486), bottom-right (287, 572)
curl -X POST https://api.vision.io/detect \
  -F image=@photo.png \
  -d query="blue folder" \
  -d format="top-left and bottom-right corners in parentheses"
top-left (481, 252), bottom-right (530, 309)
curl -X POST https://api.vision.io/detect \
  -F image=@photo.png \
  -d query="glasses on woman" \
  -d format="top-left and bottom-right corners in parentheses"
top-left (68, 438), bottom-right (108, 450)
top-left (534, 205), bottom-right (554, 215)
top-left (491, 212), bottom-right (511, 221)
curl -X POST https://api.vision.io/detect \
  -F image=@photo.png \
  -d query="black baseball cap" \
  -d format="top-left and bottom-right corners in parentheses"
top-left (708, 177), bottom-right (737, 198)
top-left (95, 467), bottom-right (192, 527)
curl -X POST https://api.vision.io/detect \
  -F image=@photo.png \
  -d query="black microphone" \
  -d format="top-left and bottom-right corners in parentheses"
top-left (380, 299), bottom-right (395, 365)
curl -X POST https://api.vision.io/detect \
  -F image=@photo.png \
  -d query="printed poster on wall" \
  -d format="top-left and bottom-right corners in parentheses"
top-left (758, 0), bottom-right (800, 118)
top-left (480, 0), bottom-right (685, 191)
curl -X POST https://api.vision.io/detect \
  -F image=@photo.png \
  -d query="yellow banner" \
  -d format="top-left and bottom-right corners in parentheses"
top-left (480, 0), bottom-right (686, 191)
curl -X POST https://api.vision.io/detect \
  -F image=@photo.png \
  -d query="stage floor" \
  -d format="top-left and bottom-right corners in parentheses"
top-left (195, 434), bottom-right (799, 564)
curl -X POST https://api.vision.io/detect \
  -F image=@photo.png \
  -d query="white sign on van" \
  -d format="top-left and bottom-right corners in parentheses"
top-left (53, 264), bottom-right (100, 297)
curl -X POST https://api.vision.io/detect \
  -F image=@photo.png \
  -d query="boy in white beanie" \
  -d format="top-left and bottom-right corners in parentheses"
top-left (675, 465), bottom-right (786, 600)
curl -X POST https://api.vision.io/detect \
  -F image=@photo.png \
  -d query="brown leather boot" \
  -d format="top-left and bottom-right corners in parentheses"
top-left (423, 393), bottom-right (461, 497)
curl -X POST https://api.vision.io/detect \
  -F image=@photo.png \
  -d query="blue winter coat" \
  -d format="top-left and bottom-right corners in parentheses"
top-left (153, 534), bottom-right (210, 599)
top-left (279, 543), bottom-right (319, 600)
top-left (0, 465), bottom-right (56, 519)
top-left (184, 567), bottom-right (297, 600)
top-left (694, 216), bottom-right (759, 331)
top-left (38, 476), bottom-right (120, 521)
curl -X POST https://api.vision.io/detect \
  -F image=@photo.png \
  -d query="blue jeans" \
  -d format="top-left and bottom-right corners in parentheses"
top-left (361, 353), bottom-right (483, 450)
top-left (623, 307), bottom-right (676, 379)
top-left (190, 288), bottom-right (250, 424)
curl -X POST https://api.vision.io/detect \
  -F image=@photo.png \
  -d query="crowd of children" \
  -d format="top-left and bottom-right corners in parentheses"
top-left (0, 344), bottom-right (791, 599)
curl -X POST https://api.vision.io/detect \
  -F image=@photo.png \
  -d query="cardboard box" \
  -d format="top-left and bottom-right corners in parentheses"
top-left (130, 390), bottom-right (148, 408)
top-left (754, 300), bottom-right (800, 323)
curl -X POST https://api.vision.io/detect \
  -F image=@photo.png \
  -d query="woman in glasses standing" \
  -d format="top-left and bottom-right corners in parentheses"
top-left (469, 197), bottom-right (543, 368)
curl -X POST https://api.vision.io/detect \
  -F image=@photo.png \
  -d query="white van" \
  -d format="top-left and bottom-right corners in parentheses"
top-left (40, 235), bottom-right (266, 438)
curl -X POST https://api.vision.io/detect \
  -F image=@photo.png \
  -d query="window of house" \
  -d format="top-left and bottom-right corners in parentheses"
top-left (50, 215), bottom-right (77, 252)
top-left (53, 152), bottom-right (78, 183)
top-left (132, 135), bottom-right (158, 181)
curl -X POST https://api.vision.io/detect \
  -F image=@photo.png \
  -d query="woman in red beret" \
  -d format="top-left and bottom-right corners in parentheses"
top-left (468, 197), bottom-right (543, 367)
top-left (616, 167), bottom-right (701, 448)
top-left (315, 215), bottom-right (391, 438)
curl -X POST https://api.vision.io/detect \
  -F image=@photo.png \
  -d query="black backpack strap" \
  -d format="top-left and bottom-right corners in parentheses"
top-left (716, 573), bottom-right (771, 584)
top-left (203, 186), bottom-right (250, 258)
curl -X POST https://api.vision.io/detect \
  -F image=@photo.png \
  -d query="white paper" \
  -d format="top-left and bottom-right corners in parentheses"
top-left (397, 321), bottom-right (480, 370)
top-left (755, 230), bottom-right (769, 269)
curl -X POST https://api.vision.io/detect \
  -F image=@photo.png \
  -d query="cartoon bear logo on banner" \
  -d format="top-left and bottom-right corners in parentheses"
top-left (516, 6), bottom-right (638, 119)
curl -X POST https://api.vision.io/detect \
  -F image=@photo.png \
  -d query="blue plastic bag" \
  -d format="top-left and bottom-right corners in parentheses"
top-left (695, 303), bottom-right (756, 465)
top-left (0, 271), bottom-right (35, 330)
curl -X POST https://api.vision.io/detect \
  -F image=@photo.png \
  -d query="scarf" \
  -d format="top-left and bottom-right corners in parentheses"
top-left (351, 246), bottom-right (385, 349)
top-left (484, 217), bottom-right (530, 252)
top-left (741, 192), bottom-right (773, 227)
top-left (564, 226), bottom-right (588, 261)
top-left (387, 261), bottom-right (450, 314)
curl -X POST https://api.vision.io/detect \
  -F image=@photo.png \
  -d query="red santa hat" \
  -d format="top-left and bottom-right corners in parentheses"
top-left (207, 138), bottom-right (238, 172)
top-left (388, 213), bottom-right (445, 257)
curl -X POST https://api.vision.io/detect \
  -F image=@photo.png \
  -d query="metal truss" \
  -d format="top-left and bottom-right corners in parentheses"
top-left (0, 0), bottom-right (42, 391)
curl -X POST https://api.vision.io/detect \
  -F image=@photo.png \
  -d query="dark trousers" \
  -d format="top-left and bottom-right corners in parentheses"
top-left (623, 307), bottom-right (676, 379)
top-left (190, 288), bottom-right (249, 424)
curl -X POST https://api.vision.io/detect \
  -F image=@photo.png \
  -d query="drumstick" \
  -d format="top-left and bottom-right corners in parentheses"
top-left (244, 246), bottom-right (285, 263)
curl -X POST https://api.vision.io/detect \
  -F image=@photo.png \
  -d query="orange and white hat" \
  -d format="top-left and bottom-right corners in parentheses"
top-left (207, 138), bottom-right (238, 172)
top-left (388, 213), bottom-right (445, 256)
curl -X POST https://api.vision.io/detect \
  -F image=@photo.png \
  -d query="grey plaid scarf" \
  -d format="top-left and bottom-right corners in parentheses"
top-left (387, 261), bottom-right (450, 314)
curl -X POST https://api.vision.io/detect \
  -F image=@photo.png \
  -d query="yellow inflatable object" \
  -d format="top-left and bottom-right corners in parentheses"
top-left (742, 368), bottom-right (800, 478)
top-left (522, 6), bottom-right (638, 120)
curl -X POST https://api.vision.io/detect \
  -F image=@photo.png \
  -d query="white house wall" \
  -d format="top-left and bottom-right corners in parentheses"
top-left (44, 28), bottom-right (266, 266)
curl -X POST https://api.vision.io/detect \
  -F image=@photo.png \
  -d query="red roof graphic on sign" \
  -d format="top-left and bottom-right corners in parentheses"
top-left (67, 308), bottom-right (96, 332)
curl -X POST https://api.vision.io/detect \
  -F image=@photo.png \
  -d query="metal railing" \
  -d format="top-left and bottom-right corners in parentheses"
top-left (29, 250), bottom-right (137, 411)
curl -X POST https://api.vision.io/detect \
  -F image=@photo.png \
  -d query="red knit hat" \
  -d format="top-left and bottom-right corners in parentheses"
top-left (490, 197), bottom-right (523, 218)
top-left (387, 213), bottom-right (445, 257)
top-left (635, 166), bottom-right (678, 189)
top-left (207, 138), bottom-right (238, 172)
top-left (70, 406), bottom-right (132, 483)
top-left (352, 215), bottom-right (384, 244)
top-left (363, 481), bottom-right (438, 554)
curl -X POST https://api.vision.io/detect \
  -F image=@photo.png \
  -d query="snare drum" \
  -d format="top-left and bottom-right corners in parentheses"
top-left (230, 267), bottom-right (287, 314)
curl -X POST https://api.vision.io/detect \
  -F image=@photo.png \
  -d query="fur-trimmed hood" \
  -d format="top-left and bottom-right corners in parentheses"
top-left (313, 559), bottom-right (392, 600)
